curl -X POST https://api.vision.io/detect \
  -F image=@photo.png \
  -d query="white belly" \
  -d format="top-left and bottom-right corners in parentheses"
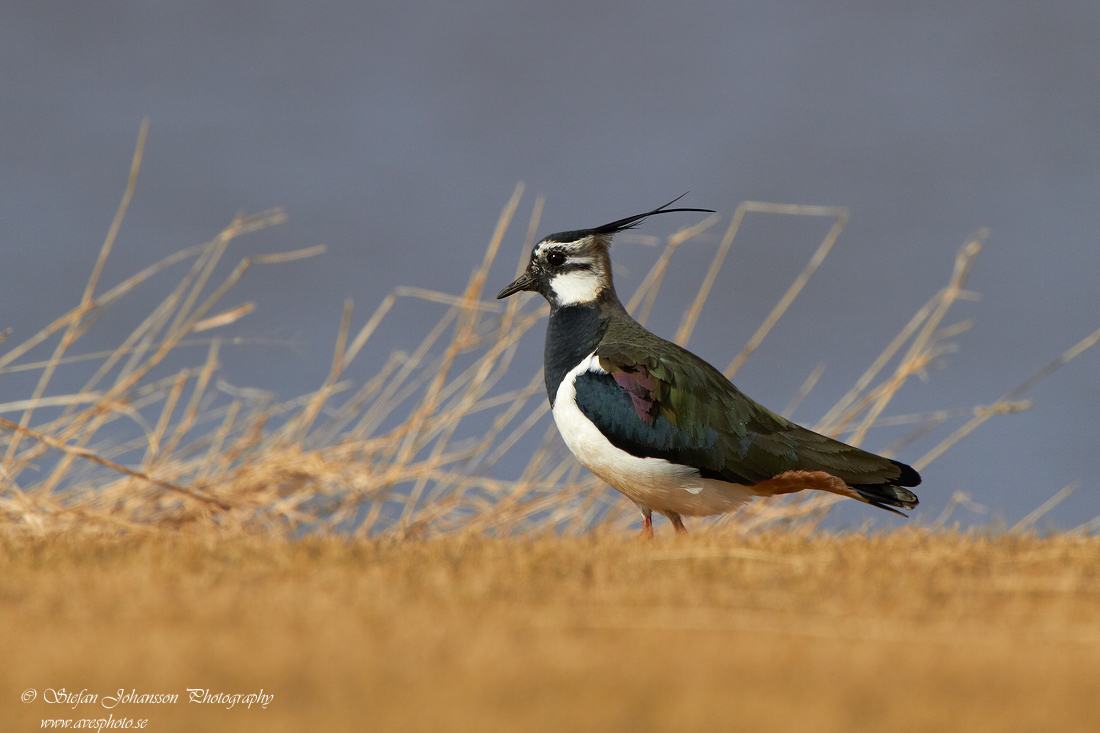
top-left (551, 353), bottom-right (754, 517)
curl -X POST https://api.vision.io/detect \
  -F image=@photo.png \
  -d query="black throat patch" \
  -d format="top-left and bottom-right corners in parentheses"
top-left (544, 304), bottom-right (607, 406)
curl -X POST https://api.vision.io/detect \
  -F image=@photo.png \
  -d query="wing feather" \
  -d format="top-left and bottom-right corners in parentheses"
top-left (580, 336), bottom-right (918, 495)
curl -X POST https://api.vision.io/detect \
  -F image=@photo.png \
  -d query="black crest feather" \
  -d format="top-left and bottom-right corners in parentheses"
top-left (541, 194), bottom-right (715, 244)
top-left (591, 194), bottom-right (715, 235)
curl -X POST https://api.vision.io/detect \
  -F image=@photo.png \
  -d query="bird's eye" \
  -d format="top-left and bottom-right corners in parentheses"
top-left (546, 251), bottom-right (566, 267)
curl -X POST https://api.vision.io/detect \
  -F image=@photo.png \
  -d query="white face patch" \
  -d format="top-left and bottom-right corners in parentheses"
top-left (548, 270), bottom-right (601, 305)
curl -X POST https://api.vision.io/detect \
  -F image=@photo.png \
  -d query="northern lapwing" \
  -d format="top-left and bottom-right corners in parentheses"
top-left (496, 197), bottom-right (920, 536)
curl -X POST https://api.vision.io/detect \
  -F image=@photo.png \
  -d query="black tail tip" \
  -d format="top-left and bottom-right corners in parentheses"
top-left (891, 459), bottom-right (921, 488)
top-left (851, 484), bottom-right (920, 517)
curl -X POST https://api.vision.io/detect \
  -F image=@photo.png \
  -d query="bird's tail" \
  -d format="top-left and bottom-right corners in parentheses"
top-left (849, 459), bottom-right (921, 516)
top-left (849, 483), bottom-right (919, 516)
top-left (749, 459), bottom-right (920, 516)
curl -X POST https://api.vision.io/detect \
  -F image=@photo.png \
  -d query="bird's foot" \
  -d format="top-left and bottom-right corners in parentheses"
top-left (639, 509), bottom-right (654, 539)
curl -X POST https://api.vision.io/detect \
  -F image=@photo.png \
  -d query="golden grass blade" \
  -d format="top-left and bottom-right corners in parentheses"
top-left (160, 340), bottom-right (221, 460)
top-left (0, 415), bottom-right (227, 510)
top-left (393, 184), bottom-right (523, 468)
top-left (1010, 484), bottom-right (1077, 534)
top-left (3, 122), bottom-right (149, 463)
top-left (626, 213), bottom-right (719, 325)
top-left (253, 244), bottom-right (326, 264)
top-left (0, 244), bottom-right (203, 373)
top-left (915, 325), bottom-right (1100, 471)
top-left (342, 287), bottom-right (503, 372)
top-left (932, 491), bottom-right (989, 527)
top-left (141, 369), bottom-right (189, 467)
top-left (783, 362), bottom-right (825, 419)
top-left (846, 232), bottom-right (985, 447)
top-left (674, 203), bottom-right (846, 348)
top-left (352, 308), bottom-right (457, 439)
top-left (197, 400), bottom-right (240, 479)
top-left (1002, 325), bottom-right (1100, 403)
top-left (164, 229), bottom-right (235, 344)
top-left (725, 208), bottom-right (847, 378)
top-left (43, 213), bottom-right (280, 441)
top-left (287, 300), bottom-right (354, 442)
top-left (20, 252), bottom-right (258, 493)
top-left (193, 303), bottom-right (256, 332)
top-left (0, 394), bottom-right (103, 413)
top-left (674, 202), bottom-right (748, 345)
top-left (85, 119), bottom-right (148, 306)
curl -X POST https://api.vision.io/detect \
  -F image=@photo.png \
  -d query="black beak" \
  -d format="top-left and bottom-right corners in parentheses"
top-left (496, 271), bottom-right (538, 299)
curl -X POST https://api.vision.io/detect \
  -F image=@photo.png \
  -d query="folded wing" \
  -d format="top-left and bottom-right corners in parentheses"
top-left (573, 338), bottom-right (919, 511)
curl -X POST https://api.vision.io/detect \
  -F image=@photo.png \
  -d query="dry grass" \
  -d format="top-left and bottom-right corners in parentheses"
top-left (2, 123), bottom-right (1097, 539)
top-left (4, 530), bottom-right (1100, 732)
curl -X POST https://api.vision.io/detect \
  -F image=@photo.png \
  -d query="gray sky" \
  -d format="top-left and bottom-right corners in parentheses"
top-left (2, 2), bottom-right (1098, 529)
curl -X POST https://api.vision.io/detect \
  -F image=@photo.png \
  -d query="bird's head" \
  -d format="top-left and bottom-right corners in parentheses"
top-left (496, 196), bottom-right (714, 308)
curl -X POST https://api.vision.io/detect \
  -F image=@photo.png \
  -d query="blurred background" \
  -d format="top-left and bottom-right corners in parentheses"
top-left (1, 1), bottom-right (1097, 528)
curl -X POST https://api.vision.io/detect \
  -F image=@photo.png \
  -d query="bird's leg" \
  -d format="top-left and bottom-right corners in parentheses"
top-left (639, 507), bottom-right (654, 539)
top-left (664, 511), bottom-right (689, 536)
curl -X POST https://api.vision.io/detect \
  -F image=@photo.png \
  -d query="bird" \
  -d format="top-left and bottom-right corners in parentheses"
top-left (496, 196), bottom-right (920, 537)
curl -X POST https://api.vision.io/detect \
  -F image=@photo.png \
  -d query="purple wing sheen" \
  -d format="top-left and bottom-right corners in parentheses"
top-left (609, 364), bottom-right (659, 425)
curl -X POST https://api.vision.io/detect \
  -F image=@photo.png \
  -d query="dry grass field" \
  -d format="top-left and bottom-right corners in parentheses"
top-left (4, 530), bottom-right (1100, 732)
top-left (4, 129), bottom-right (1100, 731)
